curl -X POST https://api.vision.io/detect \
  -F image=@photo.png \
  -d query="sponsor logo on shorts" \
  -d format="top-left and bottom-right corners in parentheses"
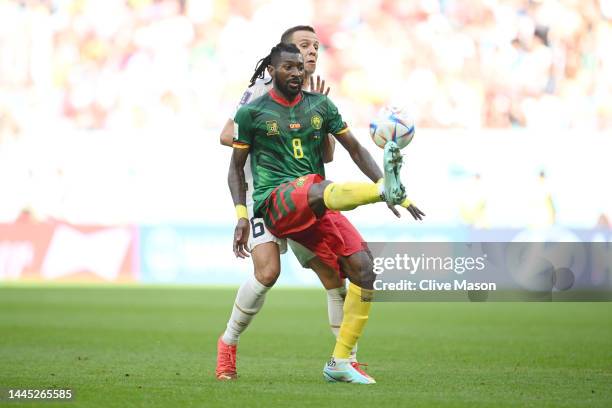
top-left (311, 114), bottom-right (323, 130)
top-left (266, 120), bottom-right (279, 136)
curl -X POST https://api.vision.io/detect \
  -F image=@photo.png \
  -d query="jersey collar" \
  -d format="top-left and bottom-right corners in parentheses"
top-left (269, 88), bottom-right (303, 107)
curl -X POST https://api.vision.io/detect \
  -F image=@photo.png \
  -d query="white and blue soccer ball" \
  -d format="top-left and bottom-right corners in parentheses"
top-left (369, 106), bottom-right (415, 149)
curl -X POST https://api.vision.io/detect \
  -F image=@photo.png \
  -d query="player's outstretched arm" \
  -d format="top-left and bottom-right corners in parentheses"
top-left (334, 129), bottom-right (383, 183)
top-left (219, 119), bottom-right (235, 147)
top-left (228, 147), bottom-right (250, 258)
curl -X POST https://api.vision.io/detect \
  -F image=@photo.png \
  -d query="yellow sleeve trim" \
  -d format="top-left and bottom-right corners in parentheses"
top-left (334, 127), bottom-right (349, 135)
top-left (232, 142), bottom-right (250, 149)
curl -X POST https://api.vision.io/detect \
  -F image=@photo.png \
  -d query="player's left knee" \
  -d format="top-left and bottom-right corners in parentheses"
top-left (358, 260), bottom-right (376, 290)
top-left (346, 250), bottom-right (376, 290)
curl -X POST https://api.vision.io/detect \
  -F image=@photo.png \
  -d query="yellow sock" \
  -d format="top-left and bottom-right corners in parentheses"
top-left (400, 197), bottom-right (412, 208)
top-left (323, 181), bottom-right (382, 211)
top-left (333, 283), bottom-right (373, 359)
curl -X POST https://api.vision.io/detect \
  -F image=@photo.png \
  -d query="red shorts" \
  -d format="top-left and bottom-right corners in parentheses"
top-left (262, 174), bottom-right (366, 274)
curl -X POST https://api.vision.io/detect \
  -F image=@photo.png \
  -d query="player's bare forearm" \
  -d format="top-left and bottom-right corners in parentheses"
top-left (351, 144), bottom-right (383, 182)
top-left (228, 147), bottom-right (249, 205)
top-left (335, 130), bottom-right (383, 182)
top-left (228, 147), bottom-right (251, 258)
top-left (322, 134), bottom-right (336, 163)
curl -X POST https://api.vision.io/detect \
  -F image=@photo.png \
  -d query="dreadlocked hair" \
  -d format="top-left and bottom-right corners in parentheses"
top-left (248, 43), bottom-right (301, 87)
top-left (248, 54), bottom-right (272, 87)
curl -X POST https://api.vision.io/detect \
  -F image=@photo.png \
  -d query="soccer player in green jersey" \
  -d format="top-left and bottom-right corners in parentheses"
top-left (216, 26), bottom-right (369, 381)
top-left (228, 42), bottom-right (424, 384)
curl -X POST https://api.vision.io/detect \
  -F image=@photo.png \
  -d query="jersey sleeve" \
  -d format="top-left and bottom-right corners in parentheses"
top-left (324, 97), bottom-right (349, 135)
top-left (229, 78), bottom-right (272, 119)
top-left (232, 106), bottom-right (253, 149)
top-left (230, 88), bottom-right (255, 120)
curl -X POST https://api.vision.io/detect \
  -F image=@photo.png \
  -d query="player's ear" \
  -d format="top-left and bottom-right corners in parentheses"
top-left (267, 65), bottom-right (274, 77)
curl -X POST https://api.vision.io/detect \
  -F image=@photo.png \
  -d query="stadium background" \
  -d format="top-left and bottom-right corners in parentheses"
top-left (0, 0), bottom-right (610, 286)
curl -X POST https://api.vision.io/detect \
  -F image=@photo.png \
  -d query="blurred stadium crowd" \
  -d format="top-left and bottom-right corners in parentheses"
top-left (1, 0), bottom-right (611, 138)
top-left (0, 0), bottom-right (610, 227)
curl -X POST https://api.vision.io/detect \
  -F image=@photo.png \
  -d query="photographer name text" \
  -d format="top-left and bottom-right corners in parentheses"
top-left (373, 279), bottom-right (496, 291)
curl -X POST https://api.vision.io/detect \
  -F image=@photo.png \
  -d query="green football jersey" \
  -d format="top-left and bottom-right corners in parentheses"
top-left (233, 89), bottom-right (348, 216)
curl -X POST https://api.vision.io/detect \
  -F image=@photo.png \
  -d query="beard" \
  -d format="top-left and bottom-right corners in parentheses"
top-left (275, 75), bottom-right (303, 98)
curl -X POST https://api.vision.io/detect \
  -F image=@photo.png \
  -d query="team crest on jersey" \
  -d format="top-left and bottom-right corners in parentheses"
top-left (311, 114), bottom-right (323, 130)
top-left (296, 176), bottom-right (306, 187)
top-left (266, 120), bottom-right (279, 136)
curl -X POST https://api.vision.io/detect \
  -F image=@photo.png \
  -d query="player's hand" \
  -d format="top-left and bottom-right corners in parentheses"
top-left (386, 202), bottom-right (401, 218)
top-left (233, 218), bottom-right (251, 258)
top-left (309, 75), bottom-right (330, 95)
top-left (406, 204), bottom-right (426, 220)
top-left (386, 202), bottom-right (426, 220)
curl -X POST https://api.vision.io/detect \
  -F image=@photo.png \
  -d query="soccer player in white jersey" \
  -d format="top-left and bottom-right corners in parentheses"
top-left (216, 25), bottom-right (369, 380)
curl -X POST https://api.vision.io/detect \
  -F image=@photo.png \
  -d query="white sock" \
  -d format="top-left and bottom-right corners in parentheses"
top-left (327, 287), bottom-right (345, 338)
top-left (222, 276), bottom-right (271, 345)
top-left (326, 286), bottom-right (358, 361)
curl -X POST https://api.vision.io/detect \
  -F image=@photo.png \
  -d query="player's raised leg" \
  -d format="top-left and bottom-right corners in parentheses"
top-left (216, 241), bottom-right (280, 380)
top-left (311, 141), bottom-right (406, 214)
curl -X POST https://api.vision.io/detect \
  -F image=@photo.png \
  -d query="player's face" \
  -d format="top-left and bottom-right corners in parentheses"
top-left (271, 52), bottom-right (305, 98)
top-left (291, 30), bottom-right (319, 75)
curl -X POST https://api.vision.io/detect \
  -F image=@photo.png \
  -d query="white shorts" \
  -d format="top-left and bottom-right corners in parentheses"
top-left (245, 157), bottom-right (287, 253)
top-left (246, 203), bottom-right (288, 254)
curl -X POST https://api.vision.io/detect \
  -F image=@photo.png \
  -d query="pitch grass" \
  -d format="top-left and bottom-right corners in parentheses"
top-left (0, 286), bottom-right (611, 407)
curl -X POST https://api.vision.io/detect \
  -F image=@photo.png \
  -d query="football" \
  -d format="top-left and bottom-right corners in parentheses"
top-left (369, 106), bottom-right (415, 149)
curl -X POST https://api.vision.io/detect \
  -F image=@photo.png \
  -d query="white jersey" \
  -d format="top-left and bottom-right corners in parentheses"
top-left (230, 76), bottom-right (273, 120)
top-left (231, 76), bottom-right (287, 252)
